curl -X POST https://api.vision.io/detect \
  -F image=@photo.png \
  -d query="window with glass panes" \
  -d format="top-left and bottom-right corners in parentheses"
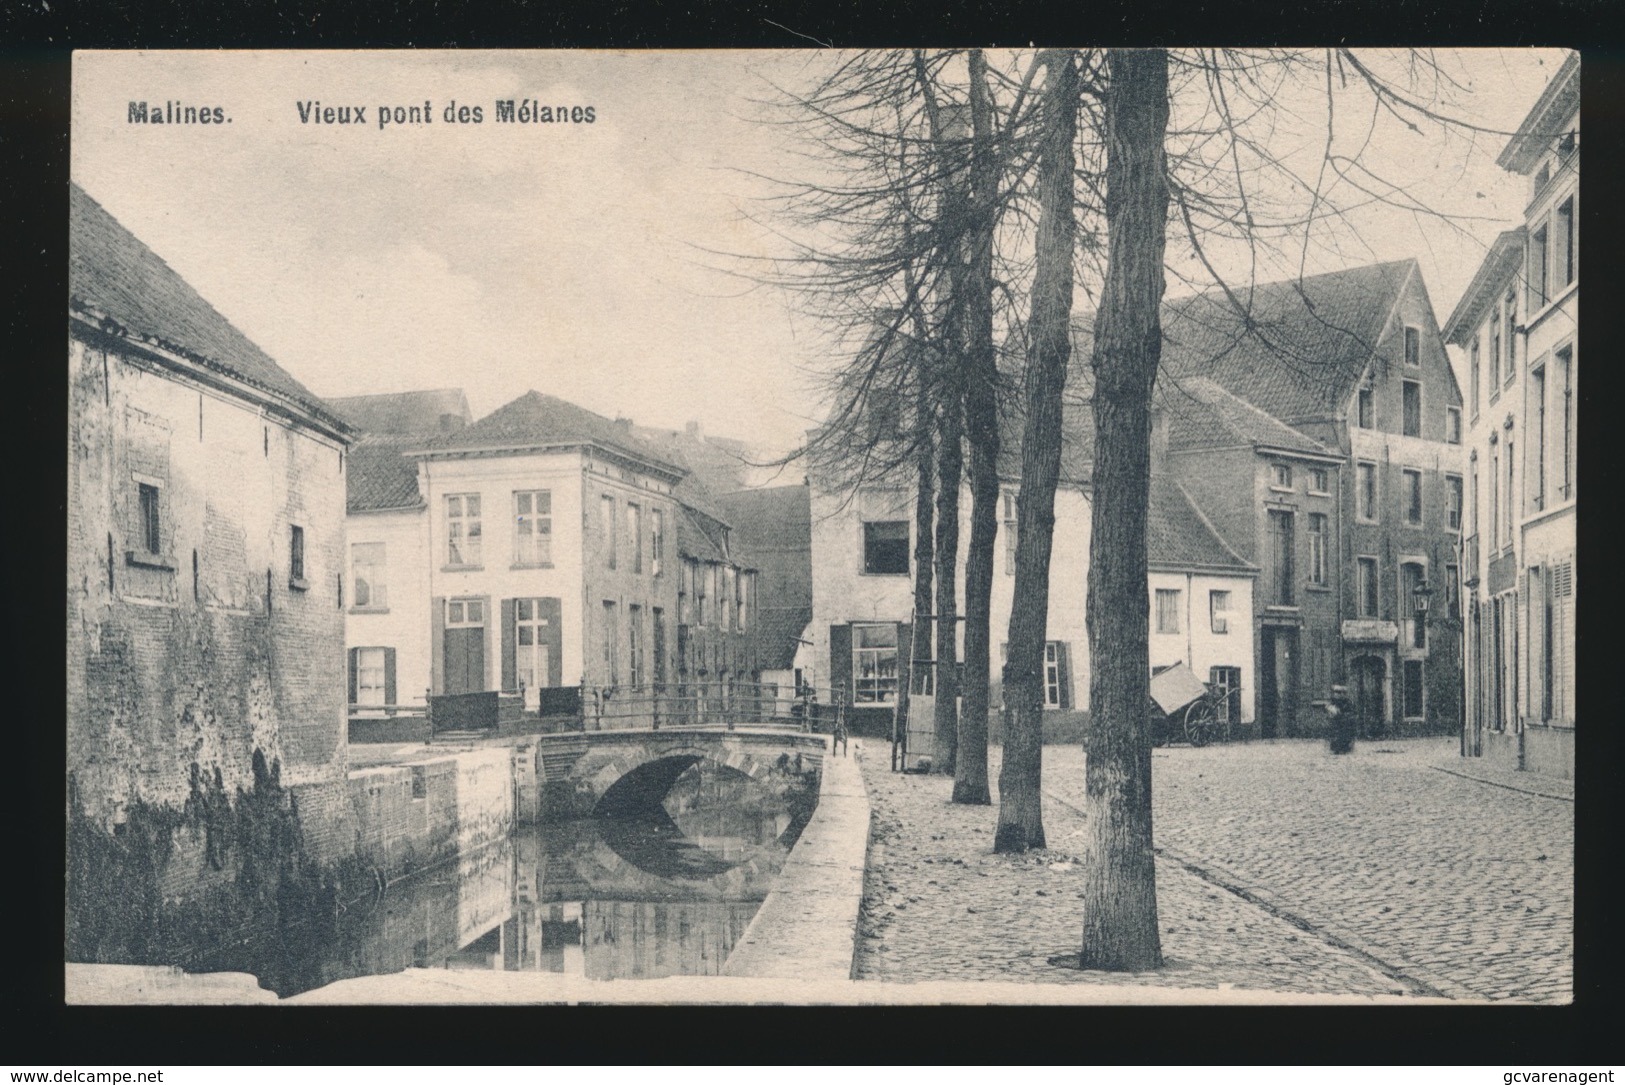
top-left (1402, 469), bottom-right (1423, 525)
top-left (514, 598), bottom-right (552, 692)
top-left (1043, 642), bottom-right (1067, 708)
top-left (628, 605), bottom-right (644, 688)
top-left (627, 503), bottom-right (643, 573)
top-left (514, 491), bottom-right (551, 565)
top-left (1308, 514), bottom-right (1327, 586)
top-left (351, 542), bottom-right (386, 608)
top-left (853, 623), bottom-right (900, 703)
top-left (355, 647), bottom-right (387, 706)
top-left (1155, 589), bottom-right (1181, 634)
top-left (1357, 557), bottom-right (1379, 618)
top-left (1209, 590), bottom-right (1231, 634)
top-left (1402, 380), bottom-right (1421, 437)
top-left (1003, 492), bottom-right (1017, 575)
top-left (1446, 475), bottom-right (1463, 531)
top-left (446, 493), bottom-right (482, 566)
top-left (1357, 462), bottom-right (1377, 521)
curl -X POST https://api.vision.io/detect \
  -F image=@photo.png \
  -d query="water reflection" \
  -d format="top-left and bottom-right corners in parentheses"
top-left (211, 756), bottom-right (814, 995)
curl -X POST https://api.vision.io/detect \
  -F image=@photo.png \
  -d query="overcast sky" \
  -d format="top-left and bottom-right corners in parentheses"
top-left (73, 49), bottom-right (1568, 458)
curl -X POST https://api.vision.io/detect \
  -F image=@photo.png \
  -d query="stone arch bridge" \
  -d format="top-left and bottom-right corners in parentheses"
top-left (529, 727), bottom-right (827, 821)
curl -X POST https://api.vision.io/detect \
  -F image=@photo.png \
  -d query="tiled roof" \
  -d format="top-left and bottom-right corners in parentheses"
top-left (1162, 377), bottom-right (1338, 458)
top-left (1147, 476), bottom-right (1256, 575)
top-left (754, 605), bottom-right (813, 673)
top-left (414, 390), bottom-right (683, 475)
top-left (714, 486), bottom-right (813, 671)
top-left (676, 503), bottom-right (728, 563)
top-left (329, 389), bottom-right (471, 437)
top-left (630, 424), bottom-right (754, 494)
top-left (347, 435), bottom-right (424, 512)
top-left (69, 184), bottom-right (347, 433)
top-left (1072, 259), bottom-right (1415, 426)
top-left (1154, 260), bottom-right (1415, 422)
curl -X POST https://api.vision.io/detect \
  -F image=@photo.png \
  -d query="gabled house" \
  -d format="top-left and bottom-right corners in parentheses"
top-left (1444, 53), bottom-right (1578, 778)
top-left (337, 388), bottom-right (767, 732)
top-left (1154, 258), bottom-right (1466, 738)
top-left (68, 183), bottom-right (357, 825)
top-left (400, 392), bottom-right (687, 724)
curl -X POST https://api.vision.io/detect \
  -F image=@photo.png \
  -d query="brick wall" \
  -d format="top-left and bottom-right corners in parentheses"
top-left (68, 336), bottom-right (349, 825)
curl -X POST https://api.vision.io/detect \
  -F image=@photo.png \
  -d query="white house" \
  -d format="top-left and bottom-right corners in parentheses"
top-left (1444, 53), bottom-right (1578, 778)
top-left (806, 410), bottom-right (1256, 747)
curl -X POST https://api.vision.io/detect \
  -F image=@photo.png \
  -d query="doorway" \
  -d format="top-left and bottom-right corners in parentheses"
top-left (1351, 654), bottom-right (1388, 739)
top-left (1258, 627), bottom-right (1299, 739)
top-left (444, 597), bottom-right (487, 694)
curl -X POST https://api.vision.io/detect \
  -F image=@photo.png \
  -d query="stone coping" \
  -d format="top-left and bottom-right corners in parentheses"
top-left (720, 737), bottom-right (870, 981)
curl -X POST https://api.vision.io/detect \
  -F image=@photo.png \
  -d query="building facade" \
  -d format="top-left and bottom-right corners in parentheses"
top-left (1444, 54), bottom-right (1578, 778)
top-left (340, 390), bottom-right (764, 730)
top-left (67, 183), bottom-right (357, 825)
top-left (1158, 259), bottom-right (1466, 739)
top-left (1163, 378), bottom-right (1343, 738)
top-left (806, 455), bottom-right (1256, 746)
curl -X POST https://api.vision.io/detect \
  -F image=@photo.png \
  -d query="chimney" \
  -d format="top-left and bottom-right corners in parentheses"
top-left (685, 420), bottom-right (702, 440)
top-left (615, 416), bottom-right (634, 432)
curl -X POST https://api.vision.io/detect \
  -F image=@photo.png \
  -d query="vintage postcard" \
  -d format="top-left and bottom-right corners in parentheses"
top-left (65, 48), bottom-right (1576, 1005)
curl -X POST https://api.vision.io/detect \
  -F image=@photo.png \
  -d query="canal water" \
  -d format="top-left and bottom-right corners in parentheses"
top-left (185, 756), bottom-right (818, 997)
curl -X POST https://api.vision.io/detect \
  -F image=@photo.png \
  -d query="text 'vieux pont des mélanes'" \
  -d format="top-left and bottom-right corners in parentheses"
top-left (126, 99), bottom-right (597, 128)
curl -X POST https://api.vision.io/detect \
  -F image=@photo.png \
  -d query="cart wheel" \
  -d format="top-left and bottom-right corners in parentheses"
top-left (1184, 699), bottom-right (1217, 747)
top-left (1149, 701), bottom-right (1168, 747)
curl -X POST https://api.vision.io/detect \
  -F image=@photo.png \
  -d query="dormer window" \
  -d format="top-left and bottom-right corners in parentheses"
top-left (1558, 130), bottom-right (1576, 158)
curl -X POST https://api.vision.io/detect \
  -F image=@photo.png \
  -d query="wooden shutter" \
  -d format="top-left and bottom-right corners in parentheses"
top-left (348, 647), bottom-right (359, 704)
top-left (501, 597), bottom-right (517, 692)
top-left (384, 648), bottom-right (397, 706)
top-left (1056, 642), bottom-right (1074, 710)
top-left (540, 597), bottom-right (563, 687)
top-left (829, 623), bottom-right (852, 703)
top-left (430, 595), bottom-right (446, 694)
top-left (479, 595), bottom-right (493, 691)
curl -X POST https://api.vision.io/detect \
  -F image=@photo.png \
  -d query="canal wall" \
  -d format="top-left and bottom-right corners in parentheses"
top-left (720, 739), bottom-right (870, 981)
top-left (66, 743), bottom-right (518, 971)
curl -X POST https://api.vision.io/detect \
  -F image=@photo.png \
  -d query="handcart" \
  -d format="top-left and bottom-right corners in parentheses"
top-left (1148, 661), bottom-right (1233, 748)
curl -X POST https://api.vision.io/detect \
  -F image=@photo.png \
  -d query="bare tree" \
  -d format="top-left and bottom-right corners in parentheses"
top-left (953, 48), bottom-right (1001, 804)
top-left (1077, 47), bottom-right (1171, 971)
top-left (994, 49), bottom-right (1080, 853)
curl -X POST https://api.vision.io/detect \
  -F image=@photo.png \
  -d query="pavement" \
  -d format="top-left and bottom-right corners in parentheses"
top-left (854, 737), bottom-right (1571, 1004)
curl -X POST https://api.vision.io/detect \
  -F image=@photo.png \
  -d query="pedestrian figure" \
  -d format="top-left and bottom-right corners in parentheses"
top-left (1327, 684), bottom-right (1355, 755)
top-left (831, 690), bottom-right (849, 757)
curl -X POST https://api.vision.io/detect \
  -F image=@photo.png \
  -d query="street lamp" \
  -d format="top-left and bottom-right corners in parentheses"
top-left (1412, 579), bottom-right (1432, 649)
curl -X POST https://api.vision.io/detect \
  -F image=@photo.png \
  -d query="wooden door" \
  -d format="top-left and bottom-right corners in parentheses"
top-left (444, 627), bottom-right (485, 694)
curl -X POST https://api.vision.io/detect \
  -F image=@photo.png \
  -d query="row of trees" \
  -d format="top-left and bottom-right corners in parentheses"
top-left (765, 47), bottom-right (1497, 970)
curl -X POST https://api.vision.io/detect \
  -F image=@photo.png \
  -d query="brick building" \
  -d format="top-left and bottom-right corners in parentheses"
top-left (1156, 259), bottom-right (1466, 738)
top-left (67, 182), bottom-right (357, 827)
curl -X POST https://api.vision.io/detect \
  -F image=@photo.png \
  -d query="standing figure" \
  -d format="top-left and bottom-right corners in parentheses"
top-left (1327, 684), bottom-right (1355, 755)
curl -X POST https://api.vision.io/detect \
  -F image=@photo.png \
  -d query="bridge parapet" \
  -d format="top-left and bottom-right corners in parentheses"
top-left (529, 727), bottom-right (827, 821)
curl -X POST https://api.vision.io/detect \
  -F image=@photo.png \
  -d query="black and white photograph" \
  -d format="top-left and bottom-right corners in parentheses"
top-left (63, 46), bottom-right (1578, 1007)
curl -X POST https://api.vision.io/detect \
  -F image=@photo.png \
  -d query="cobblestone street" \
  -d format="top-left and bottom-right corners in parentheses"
top-left (853, 736), bottom-right (1572, 1003)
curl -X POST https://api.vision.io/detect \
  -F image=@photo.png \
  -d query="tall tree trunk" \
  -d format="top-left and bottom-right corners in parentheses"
top-left (931, 382), bottom-right (962, 775)
top-left (900, 359), bottom-right (935, 766)
top-left (994, 49), bottom-right (1077, 853)
top-left (955, 48), bottom-right (998, 805)
top-left (1078, 47), bottom-right (1170, 972)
